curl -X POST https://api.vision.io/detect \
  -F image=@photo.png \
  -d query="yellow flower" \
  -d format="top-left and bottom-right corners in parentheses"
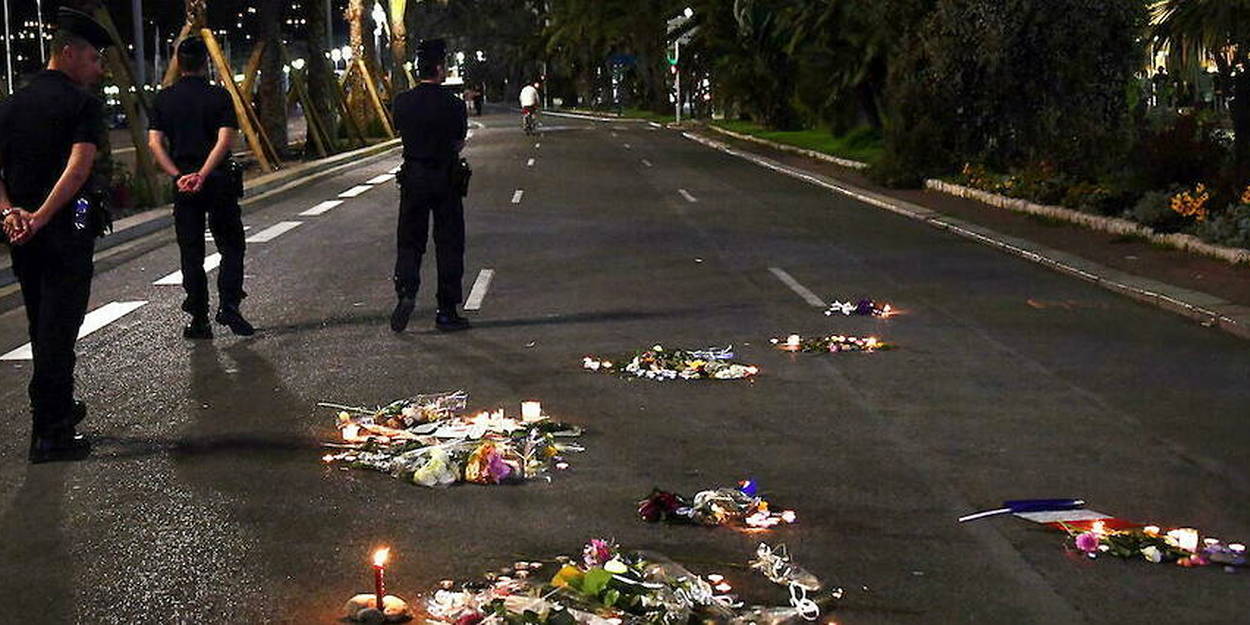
top-left (551, 564), bottom-right (584, 589)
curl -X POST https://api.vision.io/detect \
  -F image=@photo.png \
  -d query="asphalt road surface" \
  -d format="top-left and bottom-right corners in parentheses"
top-left (0, 112), bottom-right (1247, 625)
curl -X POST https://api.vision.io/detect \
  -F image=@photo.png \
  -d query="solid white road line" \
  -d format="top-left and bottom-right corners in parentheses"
top-left (1, 301), bottom-right (148, 361)
top-left (154, 254), bottom-right (222, 286)
top-left (511, 190), bottom-right (524, 204)
top-left (641, 158), bottom-right (653, 168)
top-left (300, 200), bottom-right (344, 216)
top-left (246, 221), bottom-right (303, 243)
top-left (678, 189), bottom-right (698, 203)
top-left (768, 267), bottom-right (826, 308)
top-left (366, 173), bottom-right (395, 184)
top-left (463, 269), bottom-right (495, 311)
top-left (526, 158), bottom-right (536, 167)
top-left (338, 185), bottom-right (373, 198)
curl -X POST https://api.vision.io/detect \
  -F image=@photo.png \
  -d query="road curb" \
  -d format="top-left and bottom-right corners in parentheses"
top-left (545, 110), bottom-right (650, 123)
top-left (681, 131), bottom-right (1250, 341)
top-left (0, 139), bottom-right (402, 288)
top-left (703, 123), bottom-right (870, 171)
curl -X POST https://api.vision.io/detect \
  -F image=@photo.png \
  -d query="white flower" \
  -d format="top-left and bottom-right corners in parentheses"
top-left (1141, 546), bottom-right (1163, 563)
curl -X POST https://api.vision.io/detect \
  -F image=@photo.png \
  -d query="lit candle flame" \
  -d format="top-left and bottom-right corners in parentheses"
top-left (1091, 521), bottom-right (1106, 535)
top-left (373, 547), bottom-right (390, 567)
top-left (785, 334), bottom-right (801, 348)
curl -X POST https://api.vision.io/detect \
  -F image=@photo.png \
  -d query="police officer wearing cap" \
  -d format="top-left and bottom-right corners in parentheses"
top-left (0, 8), bottom-right (110, 463)
top-left (149, 37), bottom-right (253, 339)
top-left (390, 38), bottom-right (471, 333)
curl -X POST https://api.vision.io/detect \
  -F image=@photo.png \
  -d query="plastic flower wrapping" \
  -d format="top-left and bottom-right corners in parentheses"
top-left (638, 481), bottom-right (796, 530)
top-left (1063, 521), bottom-right (1247, 569)
top-left (824, 298), bottom-right (893, 318)
top-left (770, 334), bottom-right (893, 353)
top-left (421, 540), bottom-right (840, 625)
top-left (583, 345), bottom-right (759, 381)
top-left (320, 391), bottom-right (584, 487)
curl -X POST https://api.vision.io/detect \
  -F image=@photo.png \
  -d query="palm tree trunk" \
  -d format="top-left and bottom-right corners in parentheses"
top-left (257, 0), bottom-right (288, 157)
top-left (389, 0), bottom-right (409, 91)
top-left (305, 0), bottom-right (338, 150)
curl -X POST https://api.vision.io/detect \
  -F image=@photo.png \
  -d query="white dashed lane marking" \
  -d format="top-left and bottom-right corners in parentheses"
top-left (768, 267), bottom-right (826, 308)
top-left (246, 221), bottom-right (303, 243)
top-left (463, 269), bottom-right (495, 311)
top-left (366, 173), bottom-right (395, 184)
top-left (388, 165), bottom-right (401, 174)
top-left (511, 190), bottom-right (524, 204)
top-left (338, 185), bottom-right (373, 198)
top-left (300, 200), bottom-right (344, 216)
top-left (526, 158), bottom-right (535, 167)
top-left (641, 159), bottom-right (653, 168)
top-left (678, 189), bottom-right (698, 203)
top-left (154, 254), bottom-right (221, 286)
top-left (1, 301), bottom-right (149, 361)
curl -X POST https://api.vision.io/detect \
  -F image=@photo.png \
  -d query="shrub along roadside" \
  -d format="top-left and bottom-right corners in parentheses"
top-left (709, 120), bottom-right (884, 165)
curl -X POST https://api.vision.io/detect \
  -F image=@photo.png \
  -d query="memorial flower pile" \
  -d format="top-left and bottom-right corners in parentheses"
top-left (422, 539), bottom-right (839, 625)
top-left (583, 345), bottom-right (759, 381)
top-left (770, 334), bottom-right (893, 353)
top-left (638, 481), bottom-right (797, 530)
top-left (320, 392), bottom-right (583, 487)
top-left (824, 298), bottom-right (893, 318)
top-left (1064, 521), bottom-right (1247, 569)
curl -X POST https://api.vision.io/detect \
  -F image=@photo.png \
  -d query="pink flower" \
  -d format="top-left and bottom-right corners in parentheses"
top-left (1075, 532), bottom-right (1101, 553)
top-left (582, 539), bottom-right (614, 567)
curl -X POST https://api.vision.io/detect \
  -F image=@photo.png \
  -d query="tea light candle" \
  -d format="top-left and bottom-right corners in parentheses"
top-left (521, 401), bottom-right (543, 422)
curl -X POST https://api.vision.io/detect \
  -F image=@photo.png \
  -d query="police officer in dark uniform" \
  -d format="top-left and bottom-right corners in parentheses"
top-left (148, 37), bottom-right (253, 339)
top-left (390, 38), bottom-right (471, 333)
top-left (0, 8), bottom-right (110, 463)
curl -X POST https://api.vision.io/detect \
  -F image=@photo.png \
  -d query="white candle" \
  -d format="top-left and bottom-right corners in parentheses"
top-left (785, 334), bottom-right (801, 348)
top-left (521, 401), bottom-right (543, 422)
top-left (1167, 528), bottom-right (1200, 552)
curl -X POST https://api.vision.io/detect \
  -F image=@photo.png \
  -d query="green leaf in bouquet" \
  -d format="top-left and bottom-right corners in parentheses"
top-left (582, 567), bottom-right (614, 597)
top-left (602, 588), bottom-right (621, 607)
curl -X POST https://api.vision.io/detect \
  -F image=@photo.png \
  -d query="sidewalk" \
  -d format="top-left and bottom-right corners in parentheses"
top-left (685, 125), bottom-right (1250, 340)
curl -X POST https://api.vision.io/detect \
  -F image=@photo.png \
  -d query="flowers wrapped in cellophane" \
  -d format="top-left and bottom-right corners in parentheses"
top-left (637, 481), bottom-right (797, 530)
top-left (422, 539), bottom-right (840, 625)
top-left (320, 392), bottom-right (583, 488)
top-left (583, 345), bottom-right (759, 381)
top-left (770, 334), bottom-right (893, 354)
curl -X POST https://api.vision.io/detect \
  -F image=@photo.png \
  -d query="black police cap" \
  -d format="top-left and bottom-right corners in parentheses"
top-left (56, 7), bottom-right (113, 50)
top-left (417, 38), bottom-right (447, 63)
top-left (178, 36), bottom-right (209, 59)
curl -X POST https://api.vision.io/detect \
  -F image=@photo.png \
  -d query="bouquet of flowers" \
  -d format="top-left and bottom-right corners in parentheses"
top-left (320, 392), bottom-right (583, 488)
top-left (423, 540), bottom-right (838, 625)
top-left (770, 334), bottom-right (893, 353)
top-left (638, 481), bottom-right (796, 529)
top-left (824, 298), bottom-right (893, 318)
top-left (583, 345), bottom-right (758, 381)
top-left (1065, 521), bottom-right (1247, 569)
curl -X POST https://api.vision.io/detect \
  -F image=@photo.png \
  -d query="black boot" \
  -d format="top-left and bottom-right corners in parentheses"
top-left (29, 429), bottom-right (92, 464)
top-left (391, 296), bottom-right (416, 333)
top-left (73, 400), bottom-right (87, 427)
top-left (184, 315), bottom-right (213, 339)
top-left (215, 305), bottom-right (255, 336)
top-left (435, 308), bottom-right (471, 332)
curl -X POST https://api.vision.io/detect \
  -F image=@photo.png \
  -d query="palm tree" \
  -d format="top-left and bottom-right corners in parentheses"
top-left (256, 0), bottom-right (288, 156)
top-left (1152, 0), bottom-right (1250, 177)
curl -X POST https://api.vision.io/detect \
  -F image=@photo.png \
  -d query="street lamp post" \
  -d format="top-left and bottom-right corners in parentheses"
top-left (35, 0), bottom-right (45, 64)
top-left (3, 0), bottom-right (13, 95)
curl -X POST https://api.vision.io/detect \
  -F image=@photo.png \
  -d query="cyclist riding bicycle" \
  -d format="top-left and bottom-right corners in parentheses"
top-left (519, 80), bottom-right (540, 134)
